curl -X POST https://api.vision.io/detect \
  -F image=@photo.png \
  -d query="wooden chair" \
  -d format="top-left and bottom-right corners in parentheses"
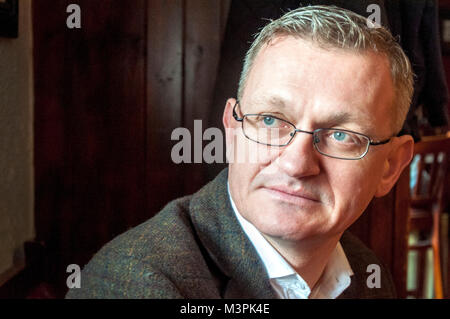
top-left (406, 135), bottom-right (450, 299)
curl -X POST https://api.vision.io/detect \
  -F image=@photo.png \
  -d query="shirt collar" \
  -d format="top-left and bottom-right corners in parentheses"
top-left (227, 183), bottom-right (353, 298)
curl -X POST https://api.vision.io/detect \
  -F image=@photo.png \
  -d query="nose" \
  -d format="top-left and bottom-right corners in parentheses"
top-left (275, 130), bottom-right (321, 178)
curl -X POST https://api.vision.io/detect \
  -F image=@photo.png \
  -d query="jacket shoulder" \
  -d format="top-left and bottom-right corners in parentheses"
top-left (66, 195), bottom-right (219, 298)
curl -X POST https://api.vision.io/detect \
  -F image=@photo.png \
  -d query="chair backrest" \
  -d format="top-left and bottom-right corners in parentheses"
top-left (410, 136), bottom-right (450, 211)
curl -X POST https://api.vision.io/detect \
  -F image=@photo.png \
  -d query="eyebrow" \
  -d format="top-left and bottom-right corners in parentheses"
top-left (316, 112), bottom-right (356, 127)
top-left (316, 111), bottom-right (376, 135)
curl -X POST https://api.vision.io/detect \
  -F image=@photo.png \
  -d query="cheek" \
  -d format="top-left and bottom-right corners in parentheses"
top-left (228, 137), bottom-right (282, 210)
top-left (326, 162), bottom-right (382, 225)
top-left (228, 137), bottom-right (270, 193)
top-left (228, 130), bottom-right (268, 164)
top-left (228, 131), bottom-right (281, 168)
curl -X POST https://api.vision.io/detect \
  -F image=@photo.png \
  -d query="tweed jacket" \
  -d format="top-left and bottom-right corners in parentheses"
top-left (66, 168), bottom-right (396, 299)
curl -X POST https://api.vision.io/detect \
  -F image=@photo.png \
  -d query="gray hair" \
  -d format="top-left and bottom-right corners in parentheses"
top-left (237, 5), bottom-right (414, 134)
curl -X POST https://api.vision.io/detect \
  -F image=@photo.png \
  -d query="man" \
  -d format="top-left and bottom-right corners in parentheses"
top-left (67, 6), bottom-right (414, 299)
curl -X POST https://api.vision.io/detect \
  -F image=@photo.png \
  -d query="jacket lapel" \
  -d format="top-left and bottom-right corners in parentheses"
top-left (189, 168), bottom-right (276, 299)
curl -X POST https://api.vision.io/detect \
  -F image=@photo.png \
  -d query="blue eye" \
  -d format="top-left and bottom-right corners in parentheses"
top-left (263, 116), bottom-right (276, 126)
top-left (332, 131), bottom-right (347, 141)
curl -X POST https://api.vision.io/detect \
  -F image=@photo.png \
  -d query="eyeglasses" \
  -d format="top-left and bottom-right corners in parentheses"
top-left (232, 101), bottom-right (391, 160)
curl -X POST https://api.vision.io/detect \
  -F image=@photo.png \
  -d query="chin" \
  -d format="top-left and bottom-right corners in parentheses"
top-left (250, 204), bottom-right (325, 238)
top-left (260, 223), bottom-right (323, 242)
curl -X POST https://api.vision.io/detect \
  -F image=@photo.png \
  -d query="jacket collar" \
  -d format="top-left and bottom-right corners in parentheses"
top-left (189, 168), bottom-right (277, 298)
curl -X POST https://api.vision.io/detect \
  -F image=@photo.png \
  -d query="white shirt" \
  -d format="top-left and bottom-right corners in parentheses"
top-left (228, 185), bottom-right (354, 299)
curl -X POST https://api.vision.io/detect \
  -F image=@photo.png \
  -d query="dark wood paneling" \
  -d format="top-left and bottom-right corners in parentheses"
top-left (183, 1), bottom-right (225, 194)
top-left (146, 0), bottom-right (185, 212)
top-left (31, 0), bottom-right (228, 296)
top-left (31, 0), bottom-right (229, 295)
top-left (34, 0), bottom-right (147, 291)
top-left (369, 192), bottom-right (394, 269)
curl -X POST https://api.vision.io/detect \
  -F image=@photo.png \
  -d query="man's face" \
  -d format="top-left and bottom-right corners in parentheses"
top-left (225, 36), bottom-right (397, 242)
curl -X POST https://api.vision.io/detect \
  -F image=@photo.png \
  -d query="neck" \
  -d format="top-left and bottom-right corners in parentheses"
top-left (263, 232), bottom-right (342, 289)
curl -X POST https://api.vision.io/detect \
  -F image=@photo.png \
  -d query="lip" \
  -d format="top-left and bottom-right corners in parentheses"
top-left (262, 185), bottom-right (321, 206)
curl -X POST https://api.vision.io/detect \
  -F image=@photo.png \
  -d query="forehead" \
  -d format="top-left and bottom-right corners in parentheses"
top-left (242, 36), bottom-right (395, 136)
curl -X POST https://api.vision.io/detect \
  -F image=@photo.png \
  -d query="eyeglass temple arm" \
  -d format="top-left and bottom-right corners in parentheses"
top-left (232, 102), bottom-right (243, 122)
top-left (370, 138), bottom-right (391, 146)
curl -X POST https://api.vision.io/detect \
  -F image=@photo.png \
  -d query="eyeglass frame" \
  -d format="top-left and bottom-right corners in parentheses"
top-left (232, 101), bottom-right (392, 160)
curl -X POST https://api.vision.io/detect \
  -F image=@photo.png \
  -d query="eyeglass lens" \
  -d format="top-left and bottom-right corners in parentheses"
top-left (242, 115), bottom-right (370, 159)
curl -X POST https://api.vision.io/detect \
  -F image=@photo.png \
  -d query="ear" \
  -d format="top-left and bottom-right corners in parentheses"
top-left (374, 135), bottom-right (414, 197)
top-left (223, 98), bottom-right (239, 162)
top-left (223, 98), bottom-right (238, 130)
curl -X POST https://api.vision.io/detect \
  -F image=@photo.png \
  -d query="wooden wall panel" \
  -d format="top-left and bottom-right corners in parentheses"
top-left (183, 1), bottom-right (225, 194)
top-left (34, 0), bottom-right (147, 292)
top-left (32, 0), bottom-right (228, 296)
top-left (369, 193), bottom-right (394, 270)
top-left (146, 0), bottom-right (185, 213)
